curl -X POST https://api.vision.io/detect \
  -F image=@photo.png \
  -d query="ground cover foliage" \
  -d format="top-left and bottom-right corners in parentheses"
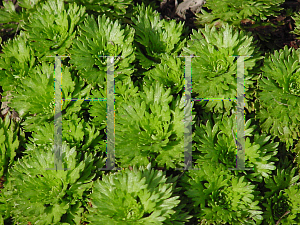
top-left (0, 0), bottom-right (300, 224)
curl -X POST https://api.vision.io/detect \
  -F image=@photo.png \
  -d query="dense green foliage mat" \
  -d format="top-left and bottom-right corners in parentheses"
top-left (0, 0), bottom-right (300, 224)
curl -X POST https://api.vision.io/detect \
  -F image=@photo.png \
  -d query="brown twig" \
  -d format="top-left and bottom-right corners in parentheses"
top-left (275, 210), bottom-right (291, 225)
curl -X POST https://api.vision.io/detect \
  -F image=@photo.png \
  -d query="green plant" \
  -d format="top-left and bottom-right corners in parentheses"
top-left (0, 189), bottom-right (8, 223)
top-left (143, 54), bottom-right (185, 95)
top-left (291, 11), bottom-right (300, 39)
top-left (131, 3), bottom-right (186, 69)
top-left (22, 0), bottom-right (86, 61)
top-left (262, 160), bottom-right (300, 224)
top-left (180, 161), bottom-right (263, 224)
top-left (0, 31), bottom-right (36, 93)
top-left (0, 0), bottom-right (46, 35)
top-left (2, 62), bottom-right (91, 132)
top-left (257, 45), bottom-right (300, 150)
top-left (83, 77), bottom-right (190, 171)
top-left (113, 81), bottom-right (196, 170)
top-left (69, 13), bottom-right (135, 88)
top-left (83, 163), bottom-right (191, 224)
top-left (193, 113), bottom-right (279, 183)
top-left (2, 142), bottom-right (104, 224)
top-left (0, 0), bottom-right (300, 224)
top-left (87, 79), bottom-right (140, 132)
top-left (182, 23), bottom-right (263, 114)
top-left (195, 0), bottom-right (285, 29)
top-left (0, 115), bottom-right (25, 180)
top-left (25, 113), bottom-right (107, 156)
top-left (64, 0), bottom-right (133, 21)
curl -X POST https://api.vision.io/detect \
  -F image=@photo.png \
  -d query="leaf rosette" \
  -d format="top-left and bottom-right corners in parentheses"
top-left (182, 24), bottom-right (262, 114)
top-left (87, 79), bottom-right (140, 131)
top-left (143, 54), bottom-right (185, 95)
top-left (195, 0), bottom-right (285, 29)
top-left (69, 14), bottom-right (135, 88)
top-left (113, 81), bottom-right (196, 169)
top-left (88, 80), bottom-right (196, 170)
top-left (258, 45), bottom-right (300, 149)
top-left (84, 163), bottom-right (190, 224)
top-left (0, 115), bottom-right (25, 179)
top-left (0, 0), bottom-right (46, 35)
top-left (64, 0), bottom-right (133, 21)
top-left (0, 32), bottom-right (36, 93)
top-left (131, 3), bottom-right (186, 69)
top-left (2, 142), bottom-right (101, 224)
top-left (263, 163), bottom-right (300, 224)
top-left (194, 113), bottom-right (279, 183)
top-left (291, 11), bottom-right (300, 39)
top-left (24, 113), bottom-right (107, 157)
top-left (3, 62), bottom-right (91, 132)
top-left (23, 0), bottom-right (86, 61)
top-left (180, 162), bottom-right (263, 224)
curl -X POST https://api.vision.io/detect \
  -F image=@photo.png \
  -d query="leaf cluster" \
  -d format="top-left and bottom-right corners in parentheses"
top-left (196, 0), bottom-right (285, 28)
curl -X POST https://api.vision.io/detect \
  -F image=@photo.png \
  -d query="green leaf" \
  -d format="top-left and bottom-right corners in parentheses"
top-left (2, 142), bottom-right (96, 224)
top-left (258, 45), bottom-right (300, 149)
top-left (86, 163), bottom-right (186, 224)
top-left (23, 0), bottom-right (85, 60)
top-left (69, 14), bottom-right (135, 86)
top-left (131, 3), bottom-right (186, 69)
top-left (182, 23), bottom-right (262, 113)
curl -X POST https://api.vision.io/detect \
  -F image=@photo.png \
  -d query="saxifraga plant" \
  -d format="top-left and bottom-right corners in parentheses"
top-left (262, 159), bottom-right (300, 224)
top-left (113, 81), bottom-right (196, 170)
top-left (24, 113), bottom-right (107, 158)
top-left (131, 3), bottom-right (186, 70)
top-left (193, 113), bottom-right (279, 183)
top-left (143, 53), bottom-right (185, 95)
top-left (69, 13), bottom-right (136, 88)
top-left (83, 163), bottom-right (191, 224)
top-left (182, 23), bottom-right (263, 114)
top-left (64, 0), bottom-right (133, 21)
top-left (179, 161), bottom-right (263, 224)
top-left (291, 11), bottom-right (300, 39)
top-left (22, 0), bottom-right (86, 62)
top-left (87, 78), bottom-right (195, 170)
top-left (0, 115), bottom-right (25, 179)
top-left (87, 79), bottom-right (141, 132)
top-left (2, 142), bottom-right (104, 224)
top-left (0, 0), bottom-right (47, 36)
top-left (2, 61), bottom-right (91, 132)
top-left (257, 45), bottom-right (300, 151)
top-left (195, 0), bottom-right (285, 30)
top-left (0, 31), bottom-right (36, 93)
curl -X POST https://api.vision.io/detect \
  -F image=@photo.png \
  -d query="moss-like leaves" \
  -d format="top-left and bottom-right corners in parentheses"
top-left (182, 24), bottom-right (262, 114)
top-left (84, 163), bottom-right (190, 224)
top-left (180, 162), bottom-right (263, 224)
top-left (194, 113), bottom-right (279, 183)
top-left (196, 0), bottom-right (285, 28)
top-left (23, 0), bottom-right (86, 61)
top-left (2, 142), bottom-right (101, 224)
top-left (258, 45), bottom-right (300, 150)
top-left (131, 3), bottom-right (186, 69)
top-left (69, 14), bottom-right (135, 88)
